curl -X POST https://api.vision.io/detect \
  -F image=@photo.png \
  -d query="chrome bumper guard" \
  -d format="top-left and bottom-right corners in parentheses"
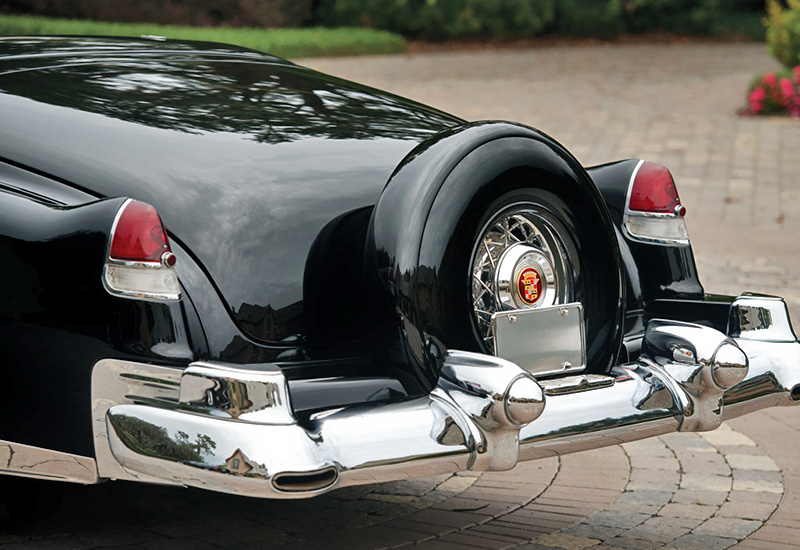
top-left (94, 294), bottom-right (800, 499)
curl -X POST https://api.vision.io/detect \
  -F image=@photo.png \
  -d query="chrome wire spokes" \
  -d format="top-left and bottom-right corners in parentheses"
top-left (470, 209), bottom-right (569, 351)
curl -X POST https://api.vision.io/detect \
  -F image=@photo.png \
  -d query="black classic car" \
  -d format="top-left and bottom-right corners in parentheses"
top-left (1, 36), bottom-right (798, 505)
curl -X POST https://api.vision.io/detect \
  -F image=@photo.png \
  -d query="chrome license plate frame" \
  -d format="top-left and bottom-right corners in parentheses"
top-left (492, 302), bottom-right (585, 376)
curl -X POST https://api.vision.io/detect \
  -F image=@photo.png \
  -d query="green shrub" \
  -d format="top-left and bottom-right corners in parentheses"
top-left (318, 0), bottom-right (758, 40)
top-left (320, 0), bottom-right (556, 40)
top-left (555, 0), bottom-right (624, 37)
top-left (623, 0), bottom-right (721, 35)
top-left (767, 0), bottom-right (800, 67)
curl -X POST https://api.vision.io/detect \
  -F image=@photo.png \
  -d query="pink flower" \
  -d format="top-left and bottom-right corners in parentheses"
top-left (749, 86), bottom-right (765, 113)
top-left (794, 65), bottom-right (800, 84)
top-left (791, 105), bottom-right (800, 118)
top-left (764, 72), bottom-right (778, 86)
top-left (749, 98), bottom-right (763, 113)
top-left (779, 77), bottom-right (795, 105)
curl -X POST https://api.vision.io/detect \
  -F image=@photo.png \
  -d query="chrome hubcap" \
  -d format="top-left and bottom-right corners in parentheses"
top-left (470, 206), bottom-right (574, 351)
top-left (495, 245), bottom-right (556, 310)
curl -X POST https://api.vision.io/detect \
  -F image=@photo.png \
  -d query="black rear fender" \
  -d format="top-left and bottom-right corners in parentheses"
top-left (366, 121), bottom-right (625, 386)
top-left (588, 160), bottom-right (704, 307)
top-left (587, 160), bottom-right (705, 359)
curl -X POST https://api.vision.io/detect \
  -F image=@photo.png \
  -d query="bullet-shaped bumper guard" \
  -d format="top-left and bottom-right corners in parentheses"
top-left (102, 294), bottom-right (800, 498)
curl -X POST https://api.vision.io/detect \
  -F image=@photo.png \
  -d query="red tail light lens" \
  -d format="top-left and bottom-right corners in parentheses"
top-left (629, 162), bottom-right (686, 216)
top-left (109, 200), bottom-right (171, 262)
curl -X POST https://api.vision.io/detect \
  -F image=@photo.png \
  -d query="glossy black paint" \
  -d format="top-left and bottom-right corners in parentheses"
top-left (367, 122), bottom-right (625, 383)
top-left (0, 192), bottom-right (197, 456)
top-left (0, 36), bottom-right (459, 349)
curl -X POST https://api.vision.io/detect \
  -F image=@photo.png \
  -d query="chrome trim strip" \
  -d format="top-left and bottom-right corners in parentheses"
top-left (0, 440), bottom-right (98, 484)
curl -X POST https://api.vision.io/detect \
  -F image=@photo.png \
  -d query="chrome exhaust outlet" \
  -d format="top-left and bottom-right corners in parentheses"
top-left (97, 293), bottom-right (799, 499)
top-left (272, 467), bottom-right (339, 493)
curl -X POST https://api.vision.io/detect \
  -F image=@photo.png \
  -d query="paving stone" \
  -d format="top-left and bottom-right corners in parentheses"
top-left (625, 471), bottom-right (679, 493)
top-left (627, 457), bottom-right (680, 472)
top-left (644, 515), bottom-right (706, 532)
top-left (623, 520), bottom-right (691, 544)
top-left (667, 533), bottom-right (738, 550)
top-left (434, 532), bottom-right (513, 549)
top-left (562, 523), bottom-right (626, 541)
top-left (670, 489), bottom-right (729, 507)
top-left (602, 536), bottom-right (662, 550)
top-left (582, 512), bottom-right (651, 530)
top-left (658, 503), bottom-right (717, 520)
top-left (731, 477), bottom-right (784, 494)
top-left (715, 445), bottom-right (768, 457)
top-left (677, 454), bottom-right (730, 476)
top-left (612, 491), bottom-right (674, 507)
top-left (693, 517), bottom-right (762, 539)
top-left (725, 490), bottom-right (782, 506)
top-left (716, 499), bottom-right (780, 521)
top-left (531, 533), bottom-right (601, 550)
top-left (680, 474), bottom-right (731, 493)
top-left (701, 432), bottom-right (755, 447)
top-left (621, 439), bottom-right (673, 459)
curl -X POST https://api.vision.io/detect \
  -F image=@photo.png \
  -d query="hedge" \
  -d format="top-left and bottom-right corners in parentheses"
top-left (318, 0), bottom-right (766, 40)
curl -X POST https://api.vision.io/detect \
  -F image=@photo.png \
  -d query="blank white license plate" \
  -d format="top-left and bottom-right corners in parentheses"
top-left (492, 303), bottom-right (585, 376)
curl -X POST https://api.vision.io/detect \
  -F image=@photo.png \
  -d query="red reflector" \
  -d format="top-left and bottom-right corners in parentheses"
top-left (629, 162), bottom-right (683, 214)
top-left (109, 200), bottom-right (171, 262)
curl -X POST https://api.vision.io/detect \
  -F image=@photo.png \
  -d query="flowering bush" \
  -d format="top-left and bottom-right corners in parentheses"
top-left (747, 66), bottom-right (800, 117)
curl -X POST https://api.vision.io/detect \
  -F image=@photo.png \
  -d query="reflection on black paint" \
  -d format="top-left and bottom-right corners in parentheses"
top-left (0, 43), bottom-right (451, 144)
top-left (0, 38), bottom-right (460, 345)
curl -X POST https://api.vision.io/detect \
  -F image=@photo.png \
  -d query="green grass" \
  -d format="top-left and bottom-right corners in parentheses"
top-left (0, 14), bottom-right (407, 58)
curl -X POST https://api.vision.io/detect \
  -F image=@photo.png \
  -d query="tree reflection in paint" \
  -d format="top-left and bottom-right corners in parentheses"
top-left (0, 46), bottom-right (456, 144)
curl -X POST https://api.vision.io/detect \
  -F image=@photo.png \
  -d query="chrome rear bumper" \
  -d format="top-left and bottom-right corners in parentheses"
top-left (93, 294), bottom-right (800, 498)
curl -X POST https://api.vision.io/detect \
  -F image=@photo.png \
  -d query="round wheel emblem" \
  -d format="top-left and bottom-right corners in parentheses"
top-left (517, 267), bottom-right (543, 306)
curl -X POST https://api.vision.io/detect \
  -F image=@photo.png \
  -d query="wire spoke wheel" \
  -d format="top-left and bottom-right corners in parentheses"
top-left (470, 204), bottom-right (576, 353)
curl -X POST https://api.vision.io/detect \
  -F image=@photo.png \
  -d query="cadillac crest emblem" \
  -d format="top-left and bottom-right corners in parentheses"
top-left (517, 267), bottom-right (542, 306)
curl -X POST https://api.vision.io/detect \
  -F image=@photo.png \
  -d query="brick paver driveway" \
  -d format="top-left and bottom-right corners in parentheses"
top-left (2, 43), bottom-right (799, 550)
